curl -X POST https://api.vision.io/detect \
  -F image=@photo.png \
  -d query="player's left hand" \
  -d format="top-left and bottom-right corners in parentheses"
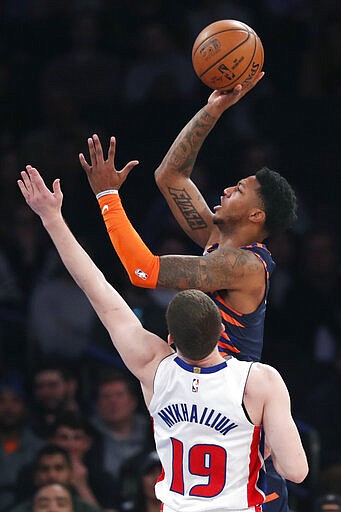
top-left (79, 134), bottom-right (139, 195)
top-left (17, 165), bottom-right (63, 222)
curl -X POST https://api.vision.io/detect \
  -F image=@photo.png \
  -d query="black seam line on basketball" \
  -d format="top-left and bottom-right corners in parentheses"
top-left (192, 27), bottom-right (251, 59)
top-left (198, 33), bottom-right (251, 78)
top-left (216, 35), bottom-right (258, 90)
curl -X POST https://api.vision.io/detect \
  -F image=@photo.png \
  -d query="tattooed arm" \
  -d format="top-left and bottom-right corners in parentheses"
top-left (155, 78), bottom-right (264, 249)
top-left (158, 246), bottom-right (265, 312)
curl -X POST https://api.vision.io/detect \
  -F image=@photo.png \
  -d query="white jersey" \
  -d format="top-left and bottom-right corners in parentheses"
top-left (148, 354), bottom-right (265, 512)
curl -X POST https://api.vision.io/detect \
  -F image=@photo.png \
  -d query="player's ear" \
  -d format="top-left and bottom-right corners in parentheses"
top-left (249, 208), bottom-right (266, 225)
top-left (220, 323), bottom-right (225, 335)
top-left (167, 334), bottom-right (173, 346)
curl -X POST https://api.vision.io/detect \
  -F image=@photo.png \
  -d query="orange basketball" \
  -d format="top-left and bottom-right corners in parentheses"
top-left (192, 19), bottom-right (264, 92)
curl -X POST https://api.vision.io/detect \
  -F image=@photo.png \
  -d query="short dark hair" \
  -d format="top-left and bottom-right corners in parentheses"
top-left (35, 444), bottom-right (71, 468)
top-left (95, 369), bottom-right (137, 400)
top-left (166, 290), bottom-right (221, 360)
top-left (256, 167), bottom-right (297, 236)
top-left (33, 361), bottom-right (71, 382)
top-left (51, 411), bottom-right (94, 438)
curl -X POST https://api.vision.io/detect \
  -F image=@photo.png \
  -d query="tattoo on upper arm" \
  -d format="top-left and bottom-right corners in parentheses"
top-left (168, 187), bottom-right (207, 230)
top-left (158, 250), bottom-right (263, 290)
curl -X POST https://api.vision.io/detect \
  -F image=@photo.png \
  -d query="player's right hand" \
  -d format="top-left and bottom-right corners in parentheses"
top-left (207, 71), bottom-right (265, 114)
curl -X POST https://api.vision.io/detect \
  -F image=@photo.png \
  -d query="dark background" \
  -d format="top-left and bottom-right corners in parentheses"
top-left (0, 1), bottom-right (340, 510)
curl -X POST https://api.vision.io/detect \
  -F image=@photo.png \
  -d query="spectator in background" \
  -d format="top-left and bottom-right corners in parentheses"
top-left (120, 451), bottom-right (162, 512)
top-left (13, 444), bottom-right (102, 512)
top-left (41, 13), bottom-right (121, 123)
top-left (282, 230), bottom-right (341, 365)
top-left (0, 373), bottom-right (44, 512)
top-left (27, 249), bottom-right (96, 363)
top-left (32, 483), bottom-right (75, 512)
top-left (28, 363), bottom-right (83, 439)
top-left (50, 411), bottom-right (121, 511)
top-left (300, 349), bottom-right (341, 481)
top-left (90, 370), bottom-right (154, 484)
top-left (314, 493), bottom-right (341, 512)
top-left (123, 21), bottom-right (196, 106)
top-left (3, 204), bottom-right (49, 300)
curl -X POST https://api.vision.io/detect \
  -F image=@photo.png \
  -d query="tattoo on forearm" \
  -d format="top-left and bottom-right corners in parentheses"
top-left (163, 109), bottom-right (218, 177)
top-left (168, 187), bottom-right (207, 230)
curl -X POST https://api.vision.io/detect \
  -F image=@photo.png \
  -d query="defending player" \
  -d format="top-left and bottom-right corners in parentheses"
top-left (79, 82), bottom-right (297, 511)
top-left (18, 166), bottom-right (308, 512)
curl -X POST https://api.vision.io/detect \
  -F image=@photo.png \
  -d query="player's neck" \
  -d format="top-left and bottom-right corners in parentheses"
top-left (180, 348), bottom-right (225, 368)
top-left (219, 229), bottom-right (263, 248)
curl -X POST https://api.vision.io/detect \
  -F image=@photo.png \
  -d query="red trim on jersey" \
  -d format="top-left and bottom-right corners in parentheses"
top-left (247, 426), bottom-right (265, 506)
top-left (157, 466), bottom-right (165, 484)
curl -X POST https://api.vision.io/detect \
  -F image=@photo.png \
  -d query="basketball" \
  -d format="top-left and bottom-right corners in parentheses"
top-left (192, 19), bottom-right (264, 92)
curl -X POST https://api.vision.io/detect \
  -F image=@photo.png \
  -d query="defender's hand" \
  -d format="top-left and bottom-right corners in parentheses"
top-left (79, 134), bottom-right (139, 195)
top-left (17, 165), bottom-right (63, 223)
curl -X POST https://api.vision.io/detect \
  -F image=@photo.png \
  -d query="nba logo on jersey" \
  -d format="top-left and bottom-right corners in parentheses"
top-left (192, 378), bottom-right (199, 392)
top-left (135, 268), bottom-right (148, 280)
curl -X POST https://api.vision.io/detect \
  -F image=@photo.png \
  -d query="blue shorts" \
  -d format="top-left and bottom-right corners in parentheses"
top-left (263, 457), bottom-right (289, 512)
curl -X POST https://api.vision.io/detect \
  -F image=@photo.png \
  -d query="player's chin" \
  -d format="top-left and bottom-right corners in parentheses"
top-left (212, 212), bottom-right (223, 226)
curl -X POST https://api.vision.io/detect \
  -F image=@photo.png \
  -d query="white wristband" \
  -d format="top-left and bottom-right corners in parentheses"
top-left (96, 189), bottom-right (119, 199)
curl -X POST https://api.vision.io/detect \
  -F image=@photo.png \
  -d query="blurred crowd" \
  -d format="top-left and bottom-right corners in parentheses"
top-left (0, 1), bottom-right (340, 512)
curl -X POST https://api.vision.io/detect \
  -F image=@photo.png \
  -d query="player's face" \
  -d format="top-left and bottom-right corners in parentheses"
top-left (213, 175), bottom-right (263, 226)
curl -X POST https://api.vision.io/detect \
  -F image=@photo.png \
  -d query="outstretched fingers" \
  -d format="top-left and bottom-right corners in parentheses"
top-left (92, 134), bottom-right (104, 163)
top-left (120, 160), bottom-right (140, 179)
top-left (107, 136), bottom-right (116, 164)
top-left (79, 152), bottom-right (91, 173)
top-left (87, 137), bottom-right (97, 167)
top-left (52, 178), bottom-right (63, 200)
top-left (26, 165), bottom-right (47, 193)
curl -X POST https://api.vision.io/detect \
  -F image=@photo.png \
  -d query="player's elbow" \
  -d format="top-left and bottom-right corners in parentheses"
top-left (281, 460), bottom-right (309, 484)
top-left (154, 165), bottom-right (164, 187)
top-left (154, 163), bottom-right (174, 189)
top-left (287, 465), bottom-right (309, 483)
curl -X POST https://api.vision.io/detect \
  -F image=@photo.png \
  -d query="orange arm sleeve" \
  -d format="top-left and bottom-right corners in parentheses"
top-left (97, 193), bottom-right (160, 288)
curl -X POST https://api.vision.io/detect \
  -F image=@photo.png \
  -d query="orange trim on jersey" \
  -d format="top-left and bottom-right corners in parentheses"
top-left (252, 251), bottom-right (269, 277)
top-left (264, 492), bottom-right (279, 503)
top-left (215, 294), bottom-right (243, 317)
top-left (220, 330), bottom-right (231, 341)
top-left (98, 194), bottom-right (160, 288)
top-left (220, 308), bottom-right (245, 327)
top-left (218, 341), bottom-right (240, 354)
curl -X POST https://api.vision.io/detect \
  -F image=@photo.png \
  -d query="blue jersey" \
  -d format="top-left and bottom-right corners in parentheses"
top-left (206, 243), bottom-right (275, 362)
